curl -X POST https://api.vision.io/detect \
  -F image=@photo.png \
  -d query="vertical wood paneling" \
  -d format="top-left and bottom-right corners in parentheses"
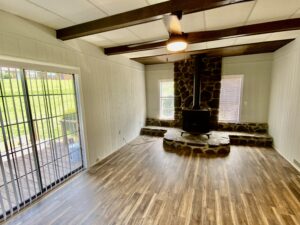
top-left (145, 63), bottom-right (174, 119)
top-left (222, 54), bottom-right (273, 123)
top-left (0, 10), bottom-right (146, 167)
top-left (269, 37), bottom-right (300, 171)
top-left (1, 33), bottom-right (20, 57)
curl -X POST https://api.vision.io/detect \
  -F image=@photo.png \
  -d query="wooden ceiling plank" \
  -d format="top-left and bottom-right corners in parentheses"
top-left (104, 18), bottom-right (300, 55)
top-left (56, 0), bottom-right (253, 40)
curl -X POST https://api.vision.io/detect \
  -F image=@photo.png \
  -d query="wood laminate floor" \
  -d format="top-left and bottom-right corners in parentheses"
top-left (2, 136), bottom-right (300, 225)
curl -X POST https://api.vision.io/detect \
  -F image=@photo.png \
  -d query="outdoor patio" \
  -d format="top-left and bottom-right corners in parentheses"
top-left (0, 137), bottom-right (82, 217)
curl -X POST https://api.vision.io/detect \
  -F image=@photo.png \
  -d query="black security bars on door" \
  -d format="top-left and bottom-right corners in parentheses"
top-left (0, 67), bottom-right (84, 220)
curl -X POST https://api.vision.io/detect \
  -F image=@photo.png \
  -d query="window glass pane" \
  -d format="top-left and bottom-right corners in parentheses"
top-left (219, 75), bottom-right (243, 122)
top-left (25, 70), bottom-right (82, 188)
top-left (161, 98), bottom-right (174, 109)
top-left (0, 67), bottom-right (40, 216)
top-left (160, 81), bottom-right (174, 97)
top-left (162, 107), bottom-right (174, 119)
top-left (160, 80), bottom-right (174, 119)
top-left (0, 66), bottom-right (83, 220)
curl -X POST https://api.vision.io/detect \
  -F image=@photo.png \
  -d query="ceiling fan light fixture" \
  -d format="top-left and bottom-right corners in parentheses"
top-left (166, 34), bottom-right (188, 52)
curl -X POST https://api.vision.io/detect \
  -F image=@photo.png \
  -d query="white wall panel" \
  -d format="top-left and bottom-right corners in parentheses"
top-left (222, 53), bottom-right (273, 123)
top-left (145, 63), bottom-right (174, 119)
top-left (1, 33), bottom-right (20, 56)
top-left (269, 38), bottom-right (300, 171)
top-left (0, 10), bottom-right (146, 167)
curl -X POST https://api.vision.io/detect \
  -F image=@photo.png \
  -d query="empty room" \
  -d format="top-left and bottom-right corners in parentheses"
top-left (0, 0), bottom-right (300, 224)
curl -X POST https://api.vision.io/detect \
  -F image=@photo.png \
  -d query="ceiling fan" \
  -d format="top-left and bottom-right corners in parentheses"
top-left (128, 11), bottom-right (187, 53)
top-left (102, 0), bottom-right (257, 55)
top-left (163, 11), bottom-right (188, 52)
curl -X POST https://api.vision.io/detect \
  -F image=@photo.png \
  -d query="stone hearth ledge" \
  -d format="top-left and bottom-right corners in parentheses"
top-left (140, 127), bottom-right (273, 155)
top-left (163, 130), bottom-right (230, 156)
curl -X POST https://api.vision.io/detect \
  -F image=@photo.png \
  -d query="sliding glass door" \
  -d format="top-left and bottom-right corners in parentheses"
top-left (0, 67), bottom-right (84, 220)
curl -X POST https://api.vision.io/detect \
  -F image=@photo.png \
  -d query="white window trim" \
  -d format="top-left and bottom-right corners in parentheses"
top-left (219, 74), bottom-right (244, 123)
top-left (159, 79), bottom-right (174, 120)
top-left (0, 55), bottom-right (80, 74)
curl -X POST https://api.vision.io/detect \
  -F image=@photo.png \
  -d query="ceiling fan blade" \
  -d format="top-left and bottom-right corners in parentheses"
top-left (163, 14), bottom-right (182, 35)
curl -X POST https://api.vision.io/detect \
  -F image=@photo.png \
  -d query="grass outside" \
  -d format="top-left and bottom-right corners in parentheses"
top-left (0, 77), bottom-right (78, 152)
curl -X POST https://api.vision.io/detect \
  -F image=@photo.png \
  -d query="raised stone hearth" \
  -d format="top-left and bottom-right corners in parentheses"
top-left (163, 130), bottom-right (230, 156)
top-left (146, 118), bottom-right (176, 127)
top-left (140, 127), bottom-right (167, 137)
top-left (217, 122), bottom-right (268, 133)
top-left (226, 132), bottom-right (273, 147)
top-left (140, 126), bottom-right (273, 154)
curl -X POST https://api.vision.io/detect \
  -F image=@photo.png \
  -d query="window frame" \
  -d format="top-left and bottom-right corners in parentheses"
top-left (219, 74), bottom-right (244, 123)
top-left (0, 58), bottom-right (87, 221)
top-left (159, 79), bottom-right (174, 120)
top-left (0, 59), bottom-right (86, 158)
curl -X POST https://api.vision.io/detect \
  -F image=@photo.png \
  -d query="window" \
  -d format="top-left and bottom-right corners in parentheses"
top-left (219, 75), bottom-right (243, 122)
top-left (0, 66), bottom-right (84, 220)
top-left (159, 80), bottom-right (174, 120)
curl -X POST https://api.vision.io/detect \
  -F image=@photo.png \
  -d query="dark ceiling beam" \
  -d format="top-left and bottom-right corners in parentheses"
top-left (132, 39), bottom-right (294, 64)
top-left (56, 0), bottom-right (253, 40)
top-left (104, 18), bottom-right (300, 55)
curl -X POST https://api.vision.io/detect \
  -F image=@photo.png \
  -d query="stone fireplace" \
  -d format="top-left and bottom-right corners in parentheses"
top-left (146, 55), bottom-right (268, 134)
top-left (145, 54), bottom-right (222, 128)
top-left (174, 55), bottom-right (222, 128)
top-left (144, 54), bottom-right (272, 150)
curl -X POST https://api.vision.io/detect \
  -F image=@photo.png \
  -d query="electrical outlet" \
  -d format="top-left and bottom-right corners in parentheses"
top-left (294, 159), bottom-right (300, 169)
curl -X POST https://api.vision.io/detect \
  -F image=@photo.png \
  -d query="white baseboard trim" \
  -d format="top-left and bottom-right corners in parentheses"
top-left (272, 145), bottom-right (300, 173)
